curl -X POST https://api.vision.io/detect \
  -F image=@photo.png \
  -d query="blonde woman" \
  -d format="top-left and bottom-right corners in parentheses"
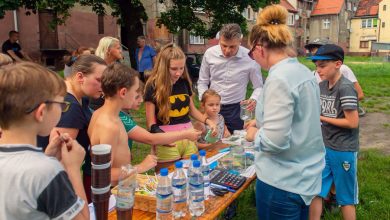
top-left (95, 36), bottom-right (123, 65)
top-left (144, 44), bottom-right (216, 171)
top-left (245, 5), bottom-right (325, 219)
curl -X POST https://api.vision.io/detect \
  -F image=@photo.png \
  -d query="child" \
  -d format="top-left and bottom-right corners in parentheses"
top-left (0, 62), bottom-right (89, 219)
top-left (88, 63), bottom-right (157, 185)
top-left (144, 43), bottom-right (217, 170)
top-left (194, 89), bottom-right (230, 148)
top-left (120, 81), bottom-right (201, 152)
top-left (308, 44), bottom-right (359, 220)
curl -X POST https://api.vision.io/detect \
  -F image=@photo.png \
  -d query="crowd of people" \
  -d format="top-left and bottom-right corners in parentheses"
top-left (0, 4), bottom-right (361, 220)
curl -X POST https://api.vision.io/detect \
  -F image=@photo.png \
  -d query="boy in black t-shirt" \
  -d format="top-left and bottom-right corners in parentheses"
top-left (308, 44), bottom-right (359, 220)
top-left (1, 30), bottom-right (32, 62)
top-left (0, 62), bottom-right (89, 219)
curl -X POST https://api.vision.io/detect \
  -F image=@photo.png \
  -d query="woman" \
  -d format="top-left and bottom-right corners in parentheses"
top-left (90, 37), bottom-right (123, 110)
top-left (47, 55), bottom-right (106, 202)
top-left (63, 47), bottom-right (91, 78)
top-left (144, 44), bottom-right (216, 171)
top-left (245, 5), bottom-right (325, 219)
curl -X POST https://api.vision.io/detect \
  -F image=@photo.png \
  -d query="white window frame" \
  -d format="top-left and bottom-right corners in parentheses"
top-left (287, 13), bottom-right (295, 26)
top-left (361, 18), bottom-right (378, 28)
top-left (322, 19), bottom-right (330, 29)
top-left (189, 34), bottom-right (205, 45)
top-left (242, 8), bottom-right (251, 20)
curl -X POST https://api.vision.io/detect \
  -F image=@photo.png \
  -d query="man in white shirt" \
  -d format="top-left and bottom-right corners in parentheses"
top-left (198, 24), bottom-right (263, 133)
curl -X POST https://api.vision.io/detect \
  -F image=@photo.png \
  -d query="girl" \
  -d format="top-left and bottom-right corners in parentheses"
top-left (194, 89), bottom-right (230, 149)
top-left (144, 43), bottom-right (217, 170)
top-left (40, 55), bottom-right (107, 203)
top-left (245, 5), bottom-right (325, 219)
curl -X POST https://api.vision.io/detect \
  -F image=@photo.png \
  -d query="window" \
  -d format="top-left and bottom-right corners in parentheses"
top-left (287, 13), bottom-right (295, 26)
top-left (347, 2), bottom-right (352, 10)
top-left (189, 34), bottom-right (205, 45)
top-left (383, 22), bottom-right (386, 28)
top-left (242, 8), bottom-right (251, 20)
top-left (360, 41), bottom-right (369, 48)
top-left (98, 15), bottom-right (104, 34)
top-left (384, 5), bottom-right (387, 11)
top-left (322, 19), bottom-right (330, 29)
top-left (361, 18), bottom-right (378, 28)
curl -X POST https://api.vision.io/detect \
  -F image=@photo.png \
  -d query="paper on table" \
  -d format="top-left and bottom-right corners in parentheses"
top-left (88, 194), bottom-right (116, 220)
top-left (240, 165), bottom-right (256, 178)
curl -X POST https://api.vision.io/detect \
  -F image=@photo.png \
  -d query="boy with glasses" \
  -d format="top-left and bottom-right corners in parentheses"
top-left (0, 62), bottom-right (89, 219)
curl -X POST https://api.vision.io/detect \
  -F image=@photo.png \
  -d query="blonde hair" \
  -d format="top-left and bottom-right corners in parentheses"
top-left (95, 37), bottom-right (120, 60)
top-left (0, 62), bottom-right (66, 129)
top-left (145, 43), bottom-right (192, 124)
top-left (0, 53), bottom-right (13, 66)
top-left (249, 5), bottom-right (293, 49)
top-left (200, 89), bottom-right (221, 113)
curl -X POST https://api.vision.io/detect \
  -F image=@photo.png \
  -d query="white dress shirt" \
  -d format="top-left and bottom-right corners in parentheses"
top-left (198, 45), bottom-right (263, 104)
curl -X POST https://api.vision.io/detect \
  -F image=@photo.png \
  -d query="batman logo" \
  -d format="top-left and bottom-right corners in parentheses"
top-left (169, 94), bottom-right (190, 117)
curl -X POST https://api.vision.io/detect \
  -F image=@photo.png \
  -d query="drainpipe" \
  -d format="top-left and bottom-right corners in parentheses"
top-left (13, 10), bottom-right (18, 31)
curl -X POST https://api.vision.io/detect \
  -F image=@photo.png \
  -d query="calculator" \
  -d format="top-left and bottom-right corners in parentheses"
top-left (210, 168), bottom-right (247, 190)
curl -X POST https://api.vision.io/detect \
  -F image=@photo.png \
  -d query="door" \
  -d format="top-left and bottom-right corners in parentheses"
top-left (39, 10), bottom-right (58, 49)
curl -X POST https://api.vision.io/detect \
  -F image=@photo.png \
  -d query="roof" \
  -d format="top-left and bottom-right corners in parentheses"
top-left (354, 0), bottom-right (382, 17)
top-left (311, 0), bottom-right (344, 16)
top-left (280, 0), bottom-right (298, 13)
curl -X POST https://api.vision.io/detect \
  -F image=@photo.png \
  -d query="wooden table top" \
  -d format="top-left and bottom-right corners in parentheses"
top-left (108, 143), bottom-right (256, 220)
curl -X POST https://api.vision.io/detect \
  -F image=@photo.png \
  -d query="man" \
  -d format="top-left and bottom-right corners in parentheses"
top-left (135, 36), bottom-right (156, 82)
top-left (198, 23), bottom-right (263, 133)
top-left (2, 30), bottom-right (32, 62)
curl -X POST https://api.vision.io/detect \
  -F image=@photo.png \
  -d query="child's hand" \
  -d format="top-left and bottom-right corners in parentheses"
top-left (137, 154), bottom-right (157, 173)
top-left (185, 129), bottom-right (202, 142)
top-left (246, 127), bottom-right (258, 142)
top-left (61, 139), bottom-right (86, 171)
top-left (45, 132), bottom-right (72, 160)
top-left (206, 120), bottom-right (218, 137)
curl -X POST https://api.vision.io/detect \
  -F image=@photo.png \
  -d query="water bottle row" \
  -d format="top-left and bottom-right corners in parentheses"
top-left (156, 150), bottom-right (211, 219)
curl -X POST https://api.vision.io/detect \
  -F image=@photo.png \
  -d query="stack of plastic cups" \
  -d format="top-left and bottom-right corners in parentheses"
top-left (91, 144), bottom-right (112, 220)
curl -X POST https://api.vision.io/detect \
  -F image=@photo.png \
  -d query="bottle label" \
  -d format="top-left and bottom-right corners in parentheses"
top-left (116, 196), bottom-right (134, 209)
top-left (157, 192), bottom-right (173, 200)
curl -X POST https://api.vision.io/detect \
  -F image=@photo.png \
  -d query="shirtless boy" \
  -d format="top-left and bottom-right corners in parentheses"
top-left (88, 63), bottom-right (157, 185)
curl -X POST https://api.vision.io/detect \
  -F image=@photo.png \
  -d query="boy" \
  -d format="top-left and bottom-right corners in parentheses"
top-left (88, 63), bottom-right (157, 185)
top-left (309, 44), bottom-right (359, 220)
top-left (0, 62), bottom-right (89, 219)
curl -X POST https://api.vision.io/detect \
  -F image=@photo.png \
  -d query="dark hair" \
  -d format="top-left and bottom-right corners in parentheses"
top-left (70, 55), bottom-right (106, 76)
top-left (9, 30), bottom-right (18, 37)
top-left (0, 62), bottom-right (66, 129)
top-left (102, 63), bottom-right (139, 97)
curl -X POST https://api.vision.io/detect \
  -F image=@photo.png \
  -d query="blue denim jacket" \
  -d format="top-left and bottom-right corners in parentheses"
top-left (254, 57), bottom-right (325, 205)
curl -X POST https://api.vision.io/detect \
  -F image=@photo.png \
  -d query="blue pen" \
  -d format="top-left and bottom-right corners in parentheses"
top-left (210, 183), bottom-right (236, 193)
top-left (218, 147), bottom-right (231, 153)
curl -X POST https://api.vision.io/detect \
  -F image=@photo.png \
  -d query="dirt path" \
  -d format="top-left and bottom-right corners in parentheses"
top-left (359, 113), bottom-right (390, 155)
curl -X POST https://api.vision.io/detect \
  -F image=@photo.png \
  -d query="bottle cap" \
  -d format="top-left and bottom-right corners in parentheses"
top-left (191, 154), bottom-right (198, 161)
top-left (199, 150), bottom-right (206, 156)
top-left (160, 168), bottom-right (168, 176)
top-left (193, 160), bottom-right (201, 168)
top-left (175, 161), bottom-right (183, 168)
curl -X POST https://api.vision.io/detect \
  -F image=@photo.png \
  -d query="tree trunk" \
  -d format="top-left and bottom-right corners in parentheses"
top-left (118, 0), bottom-right (145, 68)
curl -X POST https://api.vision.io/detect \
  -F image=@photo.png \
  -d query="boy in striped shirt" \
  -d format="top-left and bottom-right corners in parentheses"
top-left (309, 44), bottom-right (359, 220)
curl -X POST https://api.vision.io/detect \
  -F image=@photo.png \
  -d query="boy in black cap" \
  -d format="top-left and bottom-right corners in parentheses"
top-left (305, 39), bottom-right (364, 101)
top-left (308, 44), bottom-right (359, 220)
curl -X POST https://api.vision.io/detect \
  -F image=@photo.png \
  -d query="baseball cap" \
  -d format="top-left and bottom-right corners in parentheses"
top-left (304, 38), bottom-right (331, 50)
top-left (308, 44), bottom-right (344, 62)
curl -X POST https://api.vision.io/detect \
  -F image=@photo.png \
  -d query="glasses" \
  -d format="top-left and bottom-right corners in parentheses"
top-left (248, 42), bottom-right (261, 60)
top-left (25, 101), bottom-right (71, 114)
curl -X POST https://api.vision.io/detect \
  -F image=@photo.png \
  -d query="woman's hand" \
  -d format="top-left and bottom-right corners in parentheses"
top-left (246, 127), bottom-right (258, 142)
top-left (240, 99), bottom-right (257, 112)
top-left (244, 119), bottom-right (257, 129)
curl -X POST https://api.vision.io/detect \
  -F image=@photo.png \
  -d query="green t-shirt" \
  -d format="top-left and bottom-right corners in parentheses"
top-left (119, 111), bottom-right (137, 150)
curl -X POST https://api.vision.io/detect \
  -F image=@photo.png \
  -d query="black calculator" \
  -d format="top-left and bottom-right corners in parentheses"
top-left (210, 168), bottom-right (247, 190)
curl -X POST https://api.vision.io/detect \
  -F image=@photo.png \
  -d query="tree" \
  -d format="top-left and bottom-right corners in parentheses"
top-left (158, 0), bottom-right (278, 38)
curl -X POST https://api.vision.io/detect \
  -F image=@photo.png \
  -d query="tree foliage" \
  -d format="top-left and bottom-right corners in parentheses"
top-left (157, 0), bottom-right (278, 38)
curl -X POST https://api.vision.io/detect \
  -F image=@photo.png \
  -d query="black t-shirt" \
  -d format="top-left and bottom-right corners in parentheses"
top-left (2, 40), bottom-right (23, 60)
top-left (38, 93), bottom-right (93, 175)
top-left (144, 78), bottom-right (193, 125)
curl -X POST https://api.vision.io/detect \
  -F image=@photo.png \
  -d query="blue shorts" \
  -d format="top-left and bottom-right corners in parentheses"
top-left (318, 147), bottom-right (358, 206)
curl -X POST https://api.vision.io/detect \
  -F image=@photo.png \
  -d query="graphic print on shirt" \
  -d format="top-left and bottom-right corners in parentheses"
top-left (320, 94), bottom-right (337, 118)
top-left (169, 94), bottom-right (190, 117)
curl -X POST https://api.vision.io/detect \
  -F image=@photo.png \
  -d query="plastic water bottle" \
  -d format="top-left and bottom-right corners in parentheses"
top-left (190, 154), bottom-right (198, 169)
top-left (188, 160), bottom-right (205, 217)
top-left (172, 161), bottom-right (187, 218)
top-left (199, 150), bottom-right (211, 200)
top-left (156, 168), bottom-right (172, 220)
top-left (116, 164), bottom-right (137, 220)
